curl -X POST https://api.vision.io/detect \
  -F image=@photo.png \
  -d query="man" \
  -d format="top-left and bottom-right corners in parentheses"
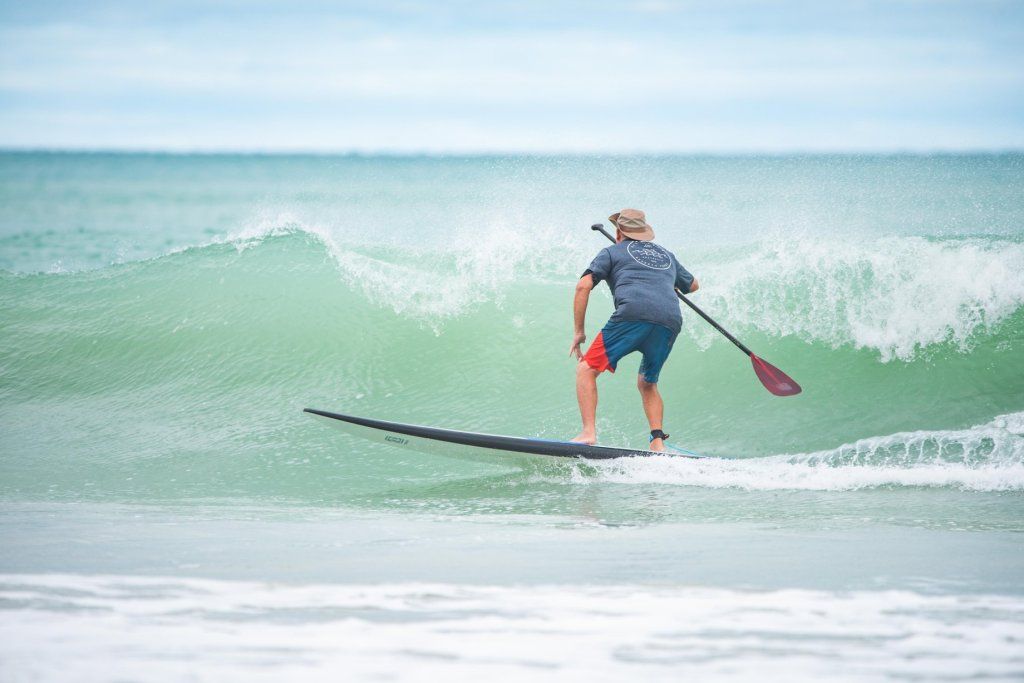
top-left (569, 209), bottom-right (699, 452)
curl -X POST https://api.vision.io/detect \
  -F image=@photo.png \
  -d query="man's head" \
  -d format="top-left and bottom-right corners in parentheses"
top-left (609, 208), bottom-right (655, 242)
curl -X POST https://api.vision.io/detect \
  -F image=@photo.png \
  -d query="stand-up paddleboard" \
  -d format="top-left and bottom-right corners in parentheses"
top-left (304, 408), bottom-right (707, 461)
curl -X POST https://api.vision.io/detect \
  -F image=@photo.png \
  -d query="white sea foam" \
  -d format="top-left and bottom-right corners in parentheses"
top-left (693, 235), bottom-right (1024, 361)
top-left (582, 412), bottom-right (1024, 491)
top-left (2, 574), bottom-right (1021, 682)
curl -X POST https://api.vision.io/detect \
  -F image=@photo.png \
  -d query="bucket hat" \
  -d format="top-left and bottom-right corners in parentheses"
top-left (609, 208), bottom-right (654, 241)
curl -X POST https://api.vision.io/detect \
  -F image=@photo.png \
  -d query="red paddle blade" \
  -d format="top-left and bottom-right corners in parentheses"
top-left (750, 354), bottom-right (802, 396)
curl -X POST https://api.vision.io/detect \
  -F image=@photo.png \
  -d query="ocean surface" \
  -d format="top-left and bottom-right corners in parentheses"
top-left (1, 151), bottom-right (1023, 681)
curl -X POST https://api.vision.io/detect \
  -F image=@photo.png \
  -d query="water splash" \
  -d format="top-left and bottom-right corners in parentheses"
top-left (580, 412), bottom-right (1024, 491)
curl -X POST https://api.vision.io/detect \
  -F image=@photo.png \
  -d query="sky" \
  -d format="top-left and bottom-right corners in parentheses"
top-left (0, 0), bottom-right (1022, 153)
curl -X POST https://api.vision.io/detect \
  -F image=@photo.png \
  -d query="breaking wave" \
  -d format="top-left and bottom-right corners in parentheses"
top-left (150, 219), bottom-right (1024, 360)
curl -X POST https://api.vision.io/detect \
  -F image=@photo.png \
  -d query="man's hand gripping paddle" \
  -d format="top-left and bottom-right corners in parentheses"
top-left (591, 223), bottom-right (801, 397)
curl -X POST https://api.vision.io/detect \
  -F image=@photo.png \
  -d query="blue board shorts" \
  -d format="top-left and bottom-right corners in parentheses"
top-left (582, 320), bottom-right (678, 383)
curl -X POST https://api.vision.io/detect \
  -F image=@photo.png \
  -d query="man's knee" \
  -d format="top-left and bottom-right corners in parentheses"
top-left (637, 375), bottom-right (658, 392)
top-left (577, 360), bottom-right (599, 377)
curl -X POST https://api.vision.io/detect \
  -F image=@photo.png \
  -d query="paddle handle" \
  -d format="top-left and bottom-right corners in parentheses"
top-left (589, 223), bottom-right (753, 357)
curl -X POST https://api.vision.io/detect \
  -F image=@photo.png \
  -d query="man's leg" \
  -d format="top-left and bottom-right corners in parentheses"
top-left (637, 325), bottom-right (675, 452)
top-left (637, 375), bottom-right (665, 452)
top-left (572, 360), bottom-right (600, 444)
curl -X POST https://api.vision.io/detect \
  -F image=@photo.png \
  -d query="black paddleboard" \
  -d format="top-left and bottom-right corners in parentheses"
top-left (304, 408), bottom-right (707, 460)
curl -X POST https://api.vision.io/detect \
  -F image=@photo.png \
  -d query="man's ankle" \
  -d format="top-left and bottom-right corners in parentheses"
top-left (650, 429), bottom-right (669, 442)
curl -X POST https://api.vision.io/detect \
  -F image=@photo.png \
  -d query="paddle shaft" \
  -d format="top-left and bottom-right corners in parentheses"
top-left (591, 224), bottom-right (754, 358)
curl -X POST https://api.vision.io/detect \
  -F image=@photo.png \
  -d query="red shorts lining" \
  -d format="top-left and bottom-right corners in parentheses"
top-left (582, 332), bottom-right (615, 373)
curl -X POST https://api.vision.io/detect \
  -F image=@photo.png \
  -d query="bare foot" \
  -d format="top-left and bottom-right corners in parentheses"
top-left (571, 433), bottom-right (597, 445)
top-left (649, 438), bottom-right (665, 452)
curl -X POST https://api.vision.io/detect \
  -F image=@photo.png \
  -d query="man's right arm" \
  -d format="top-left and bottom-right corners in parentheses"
top-left (673, 256), bottom-right (698, 294)
top-left (570, 274), bottom-right (595, 359)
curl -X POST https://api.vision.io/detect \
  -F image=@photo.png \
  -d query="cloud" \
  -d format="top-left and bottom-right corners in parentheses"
top-left (0, 0), bottom-right (1021, 151)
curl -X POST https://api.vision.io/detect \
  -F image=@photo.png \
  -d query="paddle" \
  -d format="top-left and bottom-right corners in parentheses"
top-left (590, 223), bottom-right (801, 397)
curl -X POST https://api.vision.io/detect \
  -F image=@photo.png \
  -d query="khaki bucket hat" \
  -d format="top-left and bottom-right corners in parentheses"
top-left (609, 208), bottom-right (654, 241)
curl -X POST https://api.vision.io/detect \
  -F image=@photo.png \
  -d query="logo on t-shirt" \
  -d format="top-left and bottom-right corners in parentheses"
top-left (627, 241), bottom-right (672, 270)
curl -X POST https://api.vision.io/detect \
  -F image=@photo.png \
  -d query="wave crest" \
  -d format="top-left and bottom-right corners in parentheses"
top-left (25, 217), bottom-right (1024, 357)
top-left (218, 212), bottom-right (592, 327)
top-left (693, 236), bottom-right (1024, 361)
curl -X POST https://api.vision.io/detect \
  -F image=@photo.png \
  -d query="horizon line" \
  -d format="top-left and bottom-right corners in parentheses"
top-left (3, 146), bottom-right (1023, 158)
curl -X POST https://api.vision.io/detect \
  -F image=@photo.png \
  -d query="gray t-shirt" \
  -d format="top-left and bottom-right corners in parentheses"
top-left (584, 239), bottom-right (695, 334)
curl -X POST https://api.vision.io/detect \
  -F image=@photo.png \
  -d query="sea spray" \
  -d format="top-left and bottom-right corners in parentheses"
top-left (697, 235), bottom-right (1024, 361)
top-left (570, 411), bottom-right (1024, 492)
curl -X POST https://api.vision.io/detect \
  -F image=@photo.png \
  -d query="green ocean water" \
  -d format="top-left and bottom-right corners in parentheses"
top-left (1, 152), bottom-right (1023, 681)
